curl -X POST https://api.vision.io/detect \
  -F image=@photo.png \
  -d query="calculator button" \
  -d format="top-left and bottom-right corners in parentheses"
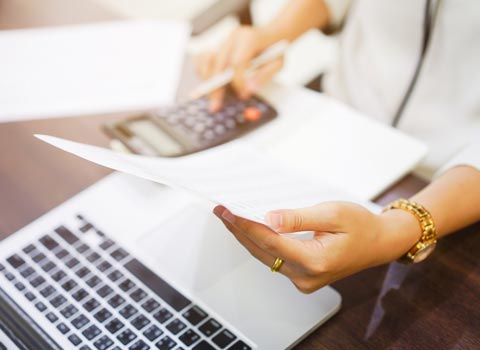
top-left (243, 107), bottom-right (261, 122)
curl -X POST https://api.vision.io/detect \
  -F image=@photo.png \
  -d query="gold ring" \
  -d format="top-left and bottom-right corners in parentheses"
top-left (270, 257), bottom-right (284, 273)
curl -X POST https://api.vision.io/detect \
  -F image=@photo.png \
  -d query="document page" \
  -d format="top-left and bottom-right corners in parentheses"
top-left (37, 135), bottom-right (370, 226)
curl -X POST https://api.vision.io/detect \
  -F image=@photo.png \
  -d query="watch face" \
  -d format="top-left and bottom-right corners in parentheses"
top-left (413, 242), bottom-right (437, 263)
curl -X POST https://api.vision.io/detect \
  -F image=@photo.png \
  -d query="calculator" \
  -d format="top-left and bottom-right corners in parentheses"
top-left (102, 91), bottom-right (278, 157)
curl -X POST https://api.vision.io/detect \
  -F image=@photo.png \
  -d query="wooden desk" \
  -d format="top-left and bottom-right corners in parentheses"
top-left (0, 116), bottom-right (479, 349)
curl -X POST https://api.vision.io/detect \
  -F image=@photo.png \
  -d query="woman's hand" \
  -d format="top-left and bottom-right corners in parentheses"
top-left (213, 201), bottom-right (420, 293)
top-left (195, 26), bottom-right (284, 112)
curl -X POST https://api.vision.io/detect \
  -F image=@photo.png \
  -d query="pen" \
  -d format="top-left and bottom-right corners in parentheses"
top-left (189, 40), bottom-right (289, 100)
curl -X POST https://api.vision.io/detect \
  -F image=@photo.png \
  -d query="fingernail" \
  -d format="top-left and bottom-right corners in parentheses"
top-left (266, 212), bottom-right (283, 229)
top-left (221, 209), bottom-right (236, 224)
top-left (213, 206), bottom-right (223, 217)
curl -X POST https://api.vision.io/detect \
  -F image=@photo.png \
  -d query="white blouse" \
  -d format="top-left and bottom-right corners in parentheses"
top-left (323, 0), bottom-right (480, 179)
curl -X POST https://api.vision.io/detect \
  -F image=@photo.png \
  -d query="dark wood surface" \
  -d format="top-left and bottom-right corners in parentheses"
top-left (1, 115), bottom-right (479, 350)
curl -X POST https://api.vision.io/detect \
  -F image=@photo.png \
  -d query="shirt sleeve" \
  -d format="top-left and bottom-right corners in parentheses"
top-left (436, 138), bottom-right (480, 176)
top-left (323, 0), bottom-right (352, 31)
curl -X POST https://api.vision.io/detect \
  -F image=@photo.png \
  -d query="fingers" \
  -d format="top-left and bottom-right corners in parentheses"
top-left (213, 206), bottom-right (294, 276)
top-left (265, 202), bottom-right (348, 233)
top-left (215, 207), bottom-right (306, 265)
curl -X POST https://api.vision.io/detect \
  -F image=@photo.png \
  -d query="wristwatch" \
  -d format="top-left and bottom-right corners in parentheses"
top-left (384, 199), bottom-right (437, 264)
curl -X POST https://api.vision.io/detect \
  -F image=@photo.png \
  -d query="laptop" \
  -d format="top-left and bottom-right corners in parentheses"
top-left (0, 172), bottom-right (342, 350)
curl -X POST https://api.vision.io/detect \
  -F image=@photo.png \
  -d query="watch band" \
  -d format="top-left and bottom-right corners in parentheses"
top-left (383, 199), bottom-right (437, 263)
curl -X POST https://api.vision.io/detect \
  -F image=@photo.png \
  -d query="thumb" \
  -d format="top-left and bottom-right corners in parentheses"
top-left (265, 202), bottom-right (345, 233)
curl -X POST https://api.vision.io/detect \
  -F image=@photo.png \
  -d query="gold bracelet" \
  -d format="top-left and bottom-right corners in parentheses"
top-left (383, 199), bottom-right (437, 263)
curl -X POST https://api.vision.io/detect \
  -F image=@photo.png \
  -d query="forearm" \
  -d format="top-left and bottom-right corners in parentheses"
top-left (411, 165), bottom-right (480, 237)
top-left (378, 166), bottom-right (480, 263)
top-left (258, 0), bottom-right (330, 47)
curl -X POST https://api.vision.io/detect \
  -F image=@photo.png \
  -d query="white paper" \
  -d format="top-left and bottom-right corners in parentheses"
top-left (0, 20), bottom-right (190, 122)
top-left (36, 135), bottom-right (376, 225)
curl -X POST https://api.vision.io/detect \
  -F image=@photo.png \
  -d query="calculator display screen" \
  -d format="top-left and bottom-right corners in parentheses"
top-left (127, 118), bottom-right (184, 157)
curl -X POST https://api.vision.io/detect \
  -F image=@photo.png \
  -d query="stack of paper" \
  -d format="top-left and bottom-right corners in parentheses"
top-left (0, 20), bottom-right (190, 122)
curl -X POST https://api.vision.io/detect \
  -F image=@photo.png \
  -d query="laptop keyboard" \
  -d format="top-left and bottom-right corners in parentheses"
top-left (1, 215), bottom-right (252, 350)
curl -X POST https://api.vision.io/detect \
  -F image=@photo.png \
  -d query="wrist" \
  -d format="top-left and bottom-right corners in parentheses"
top-left (375, 209), bottom-right (422, 265)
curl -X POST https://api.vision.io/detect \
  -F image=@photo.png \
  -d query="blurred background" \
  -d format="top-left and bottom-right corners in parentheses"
top-left (0, 0), bottom-right (337, 88)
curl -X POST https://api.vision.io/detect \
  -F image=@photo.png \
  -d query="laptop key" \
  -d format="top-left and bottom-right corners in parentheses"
top-left (55, 226), bottom-right (78, 244)
top-left (83, 324), bottom-right (101, 340)
top-left (25, 291), bottom-right (36, 301)
top-left (198, 318), bottom-right (221, 337)
top-left (80, 346), bottom-right (93, 350)
top-left (14, 281), bottom-right (25, 291)
top-left (119, 278), bottom-right (135, 292)
top-left (153, 308), bottom-right (173, 324)
top-left (76, 243), bottom-right (90, 253)
top-left (107, 270), bottom-right (124, 282)
top-left (110, 248), bottom-right (129, 261)
top-left (179, 329), bottom-right (200, 346)
top-left (41, 260), bottom-right (56, 272)
top-left (66, 257), bottom-right (80, 268)
top-left (124, 259), bottom-right (191, 312)
top-left (80, 222), bottom-right (94, 233)
top-left (166, 318), bottom-right (186, 335)
top-left (130, 288), bottom-right (147, 302)
top-left (5, 272), bottom-right (15, 281)
top-left (97, 260), bottom-right (113, 272)
top-left (72, 288), bottom-right (89, 302)
top-left (83, 298), bottom-right (100, 312)
top-left (143, 325), bottom-right (163, 341)
top-left (50, 295), bottom-right (67, 308)
top-left (94, 308), bottom-right (112, 323)
top-left (87, 252), bottom-right (101, 263)
top-left (62, 279), bottom-right (78, 291)
top-left (39, 235), bottom-right (59, 250)
top-left (131, 314), bottom-right (150, 330)
top-left (55, 249), bottom-right (69, 259)
top-left (50, 269), bottom-right (67, 282)
top-left (212, 329), bottom-right (236, 348)
top-left (142, 298), bottom-right (160, 313)
top-left (29, 275), bottom-right (46, 288)
top-left (108, 294), bottom-right (126, 308)
top-left (76, 266), bottom-right (91, 278)
top-left (155, 336), bottom-right (176, 350)
top-left (99, 239), bottom-right (115, 250)
top-left (183, 305), bottom-right (207, 326)
top-left (32, 252), bottom-right (46, 263)
top-left (97, 285), bottom-right (113, 298)
top-left (35, 301), bottom-right (47, 312)
top-left (56, 322), bottom-right (70, 334)
top-left (87, 275), bottom-right (102, 288)
top-left (106, 318), bottom-right (124, 334)
top-left (93, 335), bottom-right (114, 350)
top-left (7, 254), bottom-right (25, 268)
top-left (117, 328), bottom-right (137, 345)
top-left (72, 314), bottom-right (90, 329)
top-left (68, 333), bottom-right (82, 346)
top-left (129, 340), bottom-right (149, 350)
top-left (23, 244), bottom-right (36, 254)
top-left (46, 312), bottom-right (58, 323)
top-left (40, 285), bottom-right (56, 298)
top-left (120, 304), bottom-right (138, 319)
top-left (20, 266), bottom-right (35, 278)
top-left (227, 340), bottom-right (252, 350)
top-left (60, 304), bottom-right (79, 319)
